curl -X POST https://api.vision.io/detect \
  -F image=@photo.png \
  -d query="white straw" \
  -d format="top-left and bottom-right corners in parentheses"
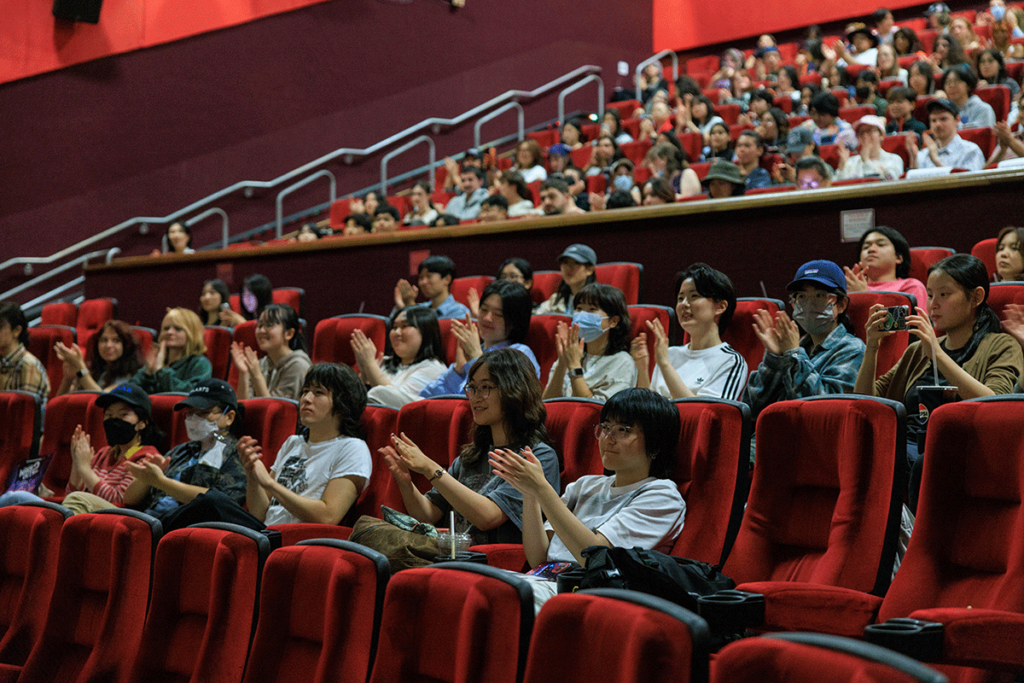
top-left (449, 511), bottom-right (456, 559)
top-left (760, 280), bottom-right (768, 298)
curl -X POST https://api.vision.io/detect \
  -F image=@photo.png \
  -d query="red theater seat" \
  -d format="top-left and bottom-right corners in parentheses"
top-left (971, 237), bottom-right (997, 279)
top-left (25, 325), bottom-right (75, 399)
top-left (595, 261), bottom-right (642, 305)
top-left (148, 392), bottom-right (189, 452)
top-left (341, 405), bottom-right (400, 526)
top-left (0, 392), bottom-right (42, 492)
top-left (240, 397), bottom-right (299, 469)
top-left (242, 540), bottom-right (390, 683)
top-left (628, 304), bottom-right (675, 376)
top-left (987, 281), bottom-right (1024, 320)
top-left (312, 314), bottom-right (389, 369)
top-left (131, 325), bottom-right (157, 357)
top-left (847, 291), bottom-right (915, 379)
top-left (38, 391), bottom-right (106, 501)
top-left (530, 271), bottom-right (562, 307)
top-left (203, 326), bottom-right (232, 381)
top-left (450, 275), bottom-right (493, 308)
top-left (908, 246), bottom-right (954, 283)
top-left (271, 287), bottom-right (305, 319)
top-left (39, 303), bottom-right (77, 328)
top-left (127, 523), bottom-right (271, 683)
top-left (715, 298), bottom-right (786, 380)
top-left (525, 314), bottom-right (570, 381)
top-left (76, 298), bottom-right (116, 349)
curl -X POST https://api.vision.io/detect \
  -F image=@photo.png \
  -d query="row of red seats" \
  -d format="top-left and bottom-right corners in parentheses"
top-left (0, 503), bottom-right (947, 683)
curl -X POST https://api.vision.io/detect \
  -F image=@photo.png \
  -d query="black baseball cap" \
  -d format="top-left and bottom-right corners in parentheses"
top-left (96, 383), bottom-right (152, 420)
top-left (174, 378), bottom-right (238, 412)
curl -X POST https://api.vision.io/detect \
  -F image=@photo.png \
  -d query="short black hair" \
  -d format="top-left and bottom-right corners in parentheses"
top-left (601, 389), bottom-right (680, 479)
top-left (943, 63), bottom-right (978, 94)
top-left (574, 283), bottom-right (632, 355)
top-left (344, 212), bottom-right (373, 232)
top-left (674, 75), bottom-right (702, 98)
top-left (809, 91), bottom-right (840, 117)
top-left (375, 205), bottom-right (401, 221)
top-left (857, 70), bottom-right (879, 84)
top-left (496, 257), bottom-right (534, 285)
top-left (461, 166), bottom-right (486, 182)
top-left (737, 130), bottom-right (765, 154)
top-left (675, 263), bottom-right (738, 334)
top-left (750, 89), bottom-right (775, 107)
top-left (481, 195), bottom-right (509, 210)
top-left (301, 363), bottom-right (366, 439)
top-left (479, 279), bottom-right (533, 345)
top-left (607, 189), bottom-right (637, 209)
top-left (886, 86), bottom-right (917, 104)
top-left (795, 156), bottom-right (833, 180)
top-left (384, 306), bottom-right (445, 371)
top-left (418, 255), bottom-right (457, 281)
top-left (0, 301), bottom-right (29, 346)
top-left (540, 177), bottom-right (570, 195)
top-left (872, 8), bottom-right (892, 23)
top-left (858, 226), bottom-right (912, 280)
top-left (433, 214), bottom-right (460, 227)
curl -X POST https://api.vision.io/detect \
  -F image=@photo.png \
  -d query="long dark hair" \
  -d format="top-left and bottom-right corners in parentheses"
top-left (928, 254), bottom-right (1001, 336)
top-left (574, 284), bottom-right (632, 356)
top-left (460, 348), bottom-right (548, 465)
top-left (88, 320), bottom-right (143, 382)
top-left (480, 280), bottom-right (533, 345)
top-left (555, 268), bottom-right (597, 312)
top-left (242, 274), bottom-right (273, 321)
top-left (382, 307), bottom-right (444, 372)
top-left (259, 303), bottom-right (308, 355)
top-left (199, 279), bottom-right (231, 326)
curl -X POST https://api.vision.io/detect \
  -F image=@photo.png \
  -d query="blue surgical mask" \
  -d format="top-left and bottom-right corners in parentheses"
top-left (572, 311), bottom-right (607, 343)
top-left (613, 175), bottom-right (634, 192)
top-left (993, 5), bottom-right (1006, 20)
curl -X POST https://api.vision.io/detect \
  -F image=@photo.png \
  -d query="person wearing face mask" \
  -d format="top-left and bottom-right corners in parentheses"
top-left (542, 283), bottom-right (636, 402)
top-left (52, 384), bottom-right (164, 513)
top-left (744, 260), bottom-right (866, 424)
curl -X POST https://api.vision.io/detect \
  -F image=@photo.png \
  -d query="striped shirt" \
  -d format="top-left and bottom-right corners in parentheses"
top-left (649, 343), bottom-right (748, 400)
top-left (67, 443), bottom-right (160, 506)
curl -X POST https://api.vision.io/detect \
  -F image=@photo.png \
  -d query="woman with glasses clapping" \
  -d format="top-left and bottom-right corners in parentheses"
top-left (380, 348), bottom-right (559, 545)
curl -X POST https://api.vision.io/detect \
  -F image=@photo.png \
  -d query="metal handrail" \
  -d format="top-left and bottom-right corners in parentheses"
top-left (474, 102), bottom-right (525, 149)
top-left (0, 64), bottom-right (602, 279)
top-left (188, 208), bottom-right (231, 249)
top-left (634, 51), bottom-right (679, 101)
top-left (275, 172), bottom-right (336, 238)
top-left (0, 248), bottom-right (121, 301)
top-left (558, 75), bottom-right (604, 127)
top-left (380, 137), bottom-right (435, 197)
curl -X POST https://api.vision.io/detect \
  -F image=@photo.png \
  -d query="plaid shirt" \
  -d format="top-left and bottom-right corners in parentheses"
top-left (0, 344), bottom-right (49, 403)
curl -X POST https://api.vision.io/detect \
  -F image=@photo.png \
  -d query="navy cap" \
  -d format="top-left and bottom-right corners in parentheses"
top-left (548, 143), bottom-right (573, 157)
top-left (558, 243), bottom-right (597, 266)
top-left (96, 383), bottom-right (152, 420)
top-left (174, 378), bottom-right (238, 412)
top-left (787, 260), bottom-right (847, 293)
top-left (926, 98), bottom-right (959, 117)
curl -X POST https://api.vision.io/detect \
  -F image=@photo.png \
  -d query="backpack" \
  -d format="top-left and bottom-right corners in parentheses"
top-left (579, 546), bottom-right (734, 611)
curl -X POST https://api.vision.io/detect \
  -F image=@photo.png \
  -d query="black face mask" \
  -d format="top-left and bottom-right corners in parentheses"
top-left (103, 418), bottom-right (139, 446)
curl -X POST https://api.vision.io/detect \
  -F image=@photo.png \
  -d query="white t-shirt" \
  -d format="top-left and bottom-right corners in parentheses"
top-left (547, 351), bottom-right (637, 402)
top-left (544, 475), bottom-right (686, 563)
top-left (649, 343), bottom-right (748, 400)
top-left (367, 358), bottom-right (447, 408)
top-left (264, 435), bottom-right (372, 526)
top-left (836, 150), bottom-right (904, 181)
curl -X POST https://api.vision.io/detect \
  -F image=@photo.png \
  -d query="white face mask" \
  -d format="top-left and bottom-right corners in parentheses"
top-left (792, 301), bottom-right (836, 336)
top-left (185, 413), bottom-right (219, 442)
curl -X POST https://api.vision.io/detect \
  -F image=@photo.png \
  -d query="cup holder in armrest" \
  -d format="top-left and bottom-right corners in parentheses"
top-left (433, 550), bottom-right (489, 565)
top-left (556, 569), bottom-right (588, 594)
top-left (697, 590), bottom-right (766, 633)
top-left (864, 618), bottom-right (944, 661)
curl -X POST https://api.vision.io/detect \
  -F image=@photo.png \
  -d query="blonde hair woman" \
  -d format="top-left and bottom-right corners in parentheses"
top-left (132, 307), bottom-right (212, 393)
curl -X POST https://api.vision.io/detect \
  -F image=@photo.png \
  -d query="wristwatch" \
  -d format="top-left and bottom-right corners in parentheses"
top-left (568, 367), bottom-right (584, 378)
top-left (76, 368), bottom-right (90, 379)
top-left (428, 468), bottom-right (445, 483)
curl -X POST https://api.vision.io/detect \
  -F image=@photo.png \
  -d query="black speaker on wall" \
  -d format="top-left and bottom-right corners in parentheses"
top-left (52, 0), bottom-right (103, 24)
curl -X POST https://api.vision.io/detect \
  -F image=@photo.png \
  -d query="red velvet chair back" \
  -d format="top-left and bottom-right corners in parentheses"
top-left (271, 287), bottom-right (305, 319)
top-left (131, 326), bottom-right (157, 357)
top-left (39, 391), bottom-right (106, 500)
top-left (847, 291), bottom-right (914, 380)
top-left (525, 314), bottom-right (571, 381)
top-left (0, 502), bottom-right (70, 668)
top-left (129, 524), bottom-right (270, 683)
top-left (595, 262), bottom-right (643, 305)
top-left (243, 540), bottom-right (390, 683)
top-left (0, 392), bottom-right (42, 488)
top-left (39, 303), bottom-right (77, 328)
top-left (203, 325), bottom-right (233, 381)
top-left (328, 198), bottom-right (353, 231)
top-left (971, 238), bottom-right (997, 280)
top-left (312, 315), bottom-right (389, 368)
top-left (524, 589), bottom-right (711, 683)
top-left (530, 271), bottom-right (562, 307)
top-left (394, 396), bottom-right (473, 475)
top-left (368, 564), bottom-right (534, 683)
top-left (908, 247), bottom-right (954, 284)
top-left (715, 298), bottom-right (785, 381)
top-left (239, 397), bottom-right (299, 469)
top-left (228, 320), bottom-right (261, 390)
top-left (723, 397), bottom-right (906, 596)
top-left (670, 398), bottom-right (752, 566)
top-left (344, 405), bottom-right (400, 525)
top-left (450, 275), bottom-right (493, 308)
top-left (986, 282), bottom-right (1024, 321)
top-left (879, 397), bottom-right (1024, 623)
top-left (25, 325), bottom-right (75, 399)
top-left (437, 318), bottom-right (457, 366)
top-left (76, 298), bottom-right (116, 348)
top-left (148, 392), bottom-right (189, 452)
top-left (543, 398), bottom-right (604, 488)
top-left (628, 305), bottom-right (675, 376)
top-left (714, 632), bottom-right (948, 683)
top-left (16, 509), bottom-right (158, 683)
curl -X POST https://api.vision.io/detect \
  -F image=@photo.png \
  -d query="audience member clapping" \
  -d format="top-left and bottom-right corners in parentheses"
top-left (352, 307), bottom-right (446, 408)
top-left (403, 182), bottom-right (439, 227)
top-left (231, 303), bottom-right (311, 401)
top-left (843, 226), bottom-right (928, 306)
top-left (55, 320), bottom-right (143, 396)
top-left (906, 99), bottom-right (986, 170)
top-left (941, 64), bottom-right (996, 129)
top-left (733, 131), bottom-right (772, 190)
top-left (802, 92), bottom-right (857, 149)
top-left (133, 308), bottom-right (213, 393)
top-left (392, 255), bottom-right (470, 321)
top-left (836, 115), bottom-right (904, 181)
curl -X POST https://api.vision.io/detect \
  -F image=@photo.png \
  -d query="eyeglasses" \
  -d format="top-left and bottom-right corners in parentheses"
top-left (594, 423), bottom-right (636, 441)
top-left (465, 382), bottom-right (496, 399)
top-left (789, 292), bottom-right (837, 307)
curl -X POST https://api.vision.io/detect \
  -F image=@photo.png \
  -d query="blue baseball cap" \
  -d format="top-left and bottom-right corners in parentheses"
top-left (787, 260), bottom-right (846, 293)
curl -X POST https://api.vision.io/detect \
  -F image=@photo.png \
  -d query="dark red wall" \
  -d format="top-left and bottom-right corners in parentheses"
top-left (0, 1), bottom-right (651, 290)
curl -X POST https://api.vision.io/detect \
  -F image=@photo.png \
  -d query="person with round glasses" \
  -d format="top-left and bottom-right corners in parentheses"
top-left (381, 348), bottom-right (559, 546)
top-left (490, 388), bottom-right (684, 605)
top-left (744, 260), bottom-right (866, 422)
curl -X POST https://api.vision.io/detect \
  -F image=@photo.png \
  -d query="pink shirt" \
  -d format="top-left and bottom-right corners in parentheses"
top-left (867, 278), bottom-right (928, 310)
